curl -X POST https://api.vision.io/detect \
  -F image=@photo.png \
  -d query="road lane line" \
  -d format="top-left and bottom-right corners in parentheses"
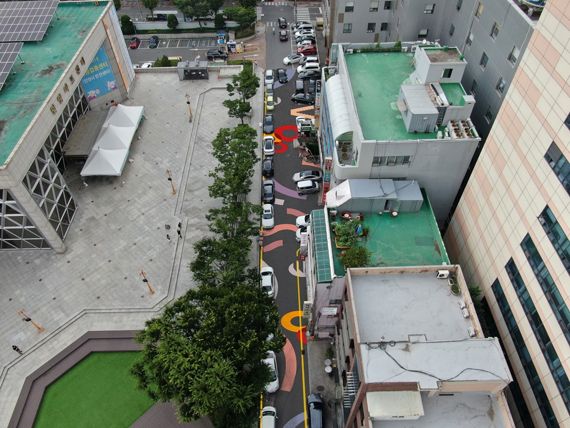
top-left (296, 249), bottom-right (309, 428)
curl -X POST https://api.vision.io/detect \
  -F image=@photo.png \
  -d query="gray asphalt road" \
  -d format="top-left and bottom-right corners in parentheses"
top-left (261, 3), bottom-right (324, 428)
top-left (126, 36), bottom-right (217, 65)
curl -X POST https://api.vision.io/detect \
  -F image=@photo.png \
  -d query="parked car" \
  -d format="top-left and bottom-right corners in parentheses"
top-left (293, 22), bottom-right (313, 31)
top-left (279, 30), bottom-right (288, 41)
top-left (260, 266), bottom-right (275, 297)
top-left (307, 393), bottom-right (324, 428)
top-left (299, 55), bottom-right (318, 65)
top-left (278, 17), bottom-right (288, 28)
top-left (283, 53), bottom-right (304, 65)
top-left (296, 214), bottom-right (311, 228)
top-left (265, 94), bottom-right (275, 112)
top-left (262, 157), bottom-right (274, 177)
top-left (148, 35), bottom-right (159, 48)
top-left (298, 69), bottom-right (321, 80)
top-left (296, 117), bottom-right (315, 132)
top-left (295, 79), bottom-right (304, 94)
top-left (295, 35), bottom-right (316, 44)
top-left (291, 92), bottom-right (315, 104)
top-left (129, 37), bottom-right (140, 49)
top-left (264, 69), bottom-right (274, 86)
top-left (263, 114), bottom-right (274, 134)
top-left (206, 48), bottom-right (227, 60)
top-left (263, 351), bottom-right (280, 393)
top-left (263, 136), bottom-right (275, 156)
top-left (293, 170), bottom-right (322, 182)
top-left (262, 204), bottom-right (275, 229)
top-left (262, 179), bottom-right (275, 204)
top-left (296, 226), bottom-right (308, 242)
top-left (294, 29), bottom-right (315, 38)
top-left (261, 406), bottom-right (277, 428)
top-left (297, 45), bottom-right (317, 55)
top-left (297, 180), bottom-right (320, 195)
top-left (297, 40), bottom-right (316, 49)
top-left (297, 62), bottom-right (320, 73)
top-left (276, 68), bottom-right (288, 83)
top-left (141, 61), bottom-right (154, 69)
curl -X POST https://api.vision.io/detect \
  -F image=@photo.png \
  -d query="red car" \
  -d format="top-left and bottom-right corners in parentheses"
top-left (129, 37), bottom-right (141, 49)
top-left (297, 45), bottom-right (317, 55)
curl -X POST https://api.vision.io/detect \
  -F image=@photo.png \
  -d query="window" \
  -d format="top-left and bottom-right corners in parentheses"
top-left (539, 206), bottom-right (570, 272)
top-left (508, 46), bottom-right (520, 64)
top-left (345, 2), bottom-right (354, 12)
top-left (369, 1), bottom-right (379, 12)
top-left (491, 280), bottom-right (559, 427)
top-left (471, 79), bottom-right (478, 95)
top-left (484, 107), bottom-right (493, 123)
top-left (490, 22), bottom-right (500, 39)
top-left (456, 0), bottom-right (463, 10)
top-left (466, 32), bottom-right (474, 47)
top-left (424, 3), bottom-right (435, 14)
top-left (505, 259), bottom-right (570, 412)
top-left (449, 24), bottom-right (455, 36)
top-left (380, 22), bottom-right (388, 31)
top-left (418, 29), bottom-right (428, 38)
top-left (496, 77), bottom-right (506, 94)
top-left (343, 23), bottom-right (352, 33)
top-left (372, 156), bottom-right (411, 166)
top-left (475, 1), bottom-right (484, 17)
top-left (521, 234), bottom-right (570, 341)
top-left (384, 0), bottom-right (392, 9)
top-left (442, 68), bottom-right (453, 78)
top-left (480, 52), bottom-right (489, 69)
top-left (565, 113), bottom-right (570, 130)
top-left (544, 142), bottom-right (570, 195)
top-left (366, 22), bottom-right (376, 33)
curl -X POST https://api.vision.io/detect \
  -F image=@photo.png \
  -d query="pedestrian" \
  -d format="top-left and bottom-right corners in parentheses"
top-left (166, 234), bottom-right (171, 241)
top-left (12, 345), bottom-right (23, 355)
top-left (177, 229), bottom-right (182, 238)
top-left (177, 222), bottom-right (182, 230)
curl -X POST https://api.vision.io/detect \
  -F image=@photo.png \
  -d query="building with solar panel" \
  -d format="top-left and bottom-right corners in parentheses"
top-left (0, 0), bottom-right (134, 251)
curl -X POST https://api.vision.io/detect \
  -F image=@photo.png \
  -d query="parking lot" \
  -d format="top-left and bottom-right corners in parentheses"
top-left (126, 36), bottom-right (218, 65)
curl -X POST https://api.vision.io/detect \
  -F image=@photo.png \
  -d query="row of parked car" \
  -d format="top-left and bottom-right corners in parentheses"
top-left (261, 393), bottom-right (323, 428)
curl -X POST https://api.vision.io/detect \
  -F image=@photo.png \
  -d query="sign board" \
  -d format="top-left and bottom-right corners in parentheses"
top-left (81, 47), bottom-right (117, 101)
top-left (302, 301), bottom-right (312, 318)
top-left (320, 306), bottom-right (338, 316)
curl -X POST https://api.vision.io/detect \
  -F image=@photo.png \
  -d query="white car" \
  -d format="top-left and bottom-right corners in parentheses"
top-left (263, 351), bottom-right (279, 393)
top-left (264, 69), bottom-right (274, 86)
top-left (296, 226), bottom-right (308, 242)
top-left (294, 29), bottom-right (315, 38)
top-left (261, 406), bottom-right (277, 427)
top-left (262, 204), bottom-right (274, 229)
top-left (296, 214), bottom-right (310, 228)
top-left (263, 136), bottom-right (275, 156)
top-left (141, 62), bottom-right (154, 69)
top-left (292, 170), bottom-right (322, 183)
top-left (297, 62), bottom-right (320, 74)
top-left (260, 266), bottom-right (275, 297)
top-left (283, 54), bottom-right (304, 65)
top-left (296, 117), bottom-right (315, 131)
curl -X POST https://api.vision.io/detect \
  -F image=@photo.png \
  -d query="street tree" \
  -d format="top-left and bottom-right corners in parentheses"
top-left (223, 6), bottom-right (256, 29)
top-left (222, 99), bottom-right (251, 124)
top-left (239, 0), bottom-right (256, 8)
top-left (167, 14), bottom-right (179, 29)
top-left (114, 0), bottom-right (121, 11)
top-left (141, 0), bottom-right (159, 17)
top-left (132, 284), bottom-right (285, 427)
top-left (120, 15), bottom-right (135, 35)
top-left (226, 65), bottom-right (260, 102)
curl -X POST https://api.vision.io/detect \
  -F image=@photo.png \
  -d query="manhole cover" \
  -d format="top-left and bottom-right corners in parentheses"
top-left (316, 385), bottom-right (325, 392)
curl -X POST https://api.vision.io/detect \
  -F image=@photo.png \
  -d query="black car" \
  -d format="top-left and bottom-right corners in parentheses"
top-left (207, 49), bottom-right (228, 60)
top-left (299, 70), bottom-right (322, 80)
top-left (277, 68), bottom-right (288, 84)
top-left (278, 17), bottom-right (287, 28)
top-left (307, 394), bottom-right (324, 428)
top-left (295, 35), bottom-right (316, 43)
top-left (263, 114), bottom-right (274, 134)
top-left (148, 35), bottom-right (159, 49)
top-left (291, 92), bottom-right (315, 104)
top-left (279, 30), bottom-right (288, 41)
top-left (262, 157), bottom-right (274, 177)
top-left (262, 179), bottom-right (275, 204)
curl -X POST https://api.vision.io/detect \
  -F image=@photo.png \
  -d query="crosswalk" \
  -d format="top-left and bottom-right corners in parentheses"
top-left (295, 6), bottom-right (311, 22)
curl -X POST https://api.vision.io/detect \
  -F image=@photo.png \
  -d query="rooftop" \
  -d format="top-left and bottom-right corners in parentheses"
top-left (329, 192), bottom-right (448, 277)
top-left (423, 47), bottom-right (464, 63)
top-left (349, 270), bottom-right (470, 342)
top-left (0, 2), bottom-right (107, 166)
top-left (344, 52), bottom-right (441, 141)
top-left (440, 82), bottom-right (466, 107)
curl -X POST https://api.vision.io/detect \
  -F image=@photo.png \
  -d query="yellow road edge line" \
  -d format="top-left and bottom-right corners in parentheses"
top-left (296, 248), bottom-right (309, 428)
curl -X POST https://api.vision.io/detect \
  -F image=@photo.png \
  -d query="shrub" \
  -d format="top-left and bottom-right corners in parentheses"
top-left (167, 14), bottom-right (179, 29)
top-left (340, 246), bottom-right (370, 269)
top-left (120, 15), bottom-right (135, 35)
top-left (215, 13), bottom-right (225, 29)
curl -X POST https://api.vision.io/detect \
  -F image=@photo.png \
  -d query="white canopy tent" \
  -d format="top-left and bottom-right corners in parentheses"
top-left (80, 104), bottom-right (144, 177)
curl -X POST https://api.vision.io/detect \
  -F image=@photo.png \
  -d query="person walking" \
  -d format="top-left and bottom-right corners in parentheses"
top-left (12, 345), bottom-right (23, 355)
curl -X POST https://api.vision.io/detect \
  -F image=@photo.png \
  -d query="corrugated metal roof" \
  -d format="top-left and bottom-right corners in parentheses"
top-left (311, 209), bottom-right (333, 283)
top-left (325, 74), bottom-right (352, 141)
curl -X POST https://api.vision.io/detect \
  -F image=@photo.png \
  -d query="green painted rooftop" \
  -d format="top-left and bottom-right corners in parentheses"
top-left (440, 83), bottom-right (466, 107)
top-left (0, 2), bottom-right (108, 166)
top-left (330, 192), bottom-right (449, 277)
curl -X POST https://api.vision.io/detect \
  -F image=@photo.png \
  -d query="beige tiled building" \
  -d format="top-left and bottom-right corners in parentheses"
top-left (445, 1), bottom-right (570, 427)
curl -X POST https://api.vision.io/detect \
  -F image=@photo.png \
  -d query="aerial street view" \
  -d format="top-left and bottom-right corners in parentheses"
top-left (0, 0), bottom-right (568, 427)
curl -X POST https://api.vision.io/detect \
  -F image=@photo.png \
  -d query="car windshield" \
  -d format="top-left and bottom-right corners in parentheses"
top-left (301, 171), bottom-right (316, 177)
top-left (263, 212), bottom-right (272, 219)
top-left (268, 366), bottom-right (277, 381)
top-left (264, 184), bottom-right (272, 192)
top-left (264, 117), bottom-right (272, 125)
top-left (265, 140), bottom-right (272, 149)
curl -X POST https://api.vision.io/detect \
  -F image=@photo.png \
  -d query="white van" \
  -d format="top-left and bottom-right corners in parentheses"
top-left (297, 62), bottom-right (321, 74)
top-left (261, 406), bottom-right (277, 428)
top-left (297, 180), bottom-right (320, 195)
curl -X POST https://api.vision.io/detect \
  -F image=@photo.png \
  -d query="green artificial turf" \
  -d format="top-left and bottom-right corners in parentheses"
top-left (34, 351), bottom-right (155, 428)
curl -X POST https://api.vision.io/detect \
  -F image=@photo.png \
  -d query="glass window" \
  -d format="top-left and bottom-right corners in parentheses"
top-left (449, 24), bottom-right (455, 36)
top-left (484, 107), bottom-right (493, 123)
top-left (418, 29), bottom-right (428, 38)
top-left (538, 205), bottom-right (570, 272)
top-left (384, 0), bottom-right (392, 10)
top-left (367, 22), bottom-right (376, 33)
top-left (496, 77), bottom-right (506, 94)
top-left (343, 23), bottom-right (352, 33)
top-left (387, 156), bottom-right (397, 166)
top-left (424, 4), bottom-right (435, 14)
top-left (490, 22), bottom-right (500, 39)
top-left (345, 2), bottom-right (354, 12)
top-left (565, 113), bottom-right (570, 130)
top-left (380, 22), bottom-right (388, 31)
top-left (508, 46), bottom-right (520, 64)
top-left (544, 142), bottom-right (570, 195)
top-left (369, 1), bottom-right (379, 11)
top-left (480, 52), bottom-right (489, 69)
top-left (442, 68), bottom-right (453, 78)
top-left (471, 79), bottom-right (478, 95)
top-left (475, 2), bottom-right (484, 17)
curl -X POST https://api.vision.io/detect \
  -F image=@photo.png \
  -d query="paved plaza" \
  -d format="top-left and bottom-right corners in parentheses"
top-left (0, 69), bottom-right (264, 426)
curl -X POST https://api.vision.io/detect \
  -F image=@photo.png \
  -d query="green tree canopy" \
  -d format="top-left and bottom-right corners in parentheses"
top-left (223, 6), bottom-right (256, 28)
top-left (114, 0), bottom-right (121, 11)
top-left (167, 14), bottom-right (179, 29)
top-left (238, 0), bottom-right (256, 8)
top-left (222, 99), bottom-right (251, 124)
top-left (141, 0), bottom-right (159, 16)
top-left (120, 15), bottom-right (135, 35)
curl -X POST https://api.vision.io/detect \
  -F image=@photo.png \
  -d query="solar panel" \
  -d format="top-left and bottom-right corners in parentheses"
top-left (0, 42), bottom-right (23, 90)
top-left (0, 1), bottom-right (59, 43)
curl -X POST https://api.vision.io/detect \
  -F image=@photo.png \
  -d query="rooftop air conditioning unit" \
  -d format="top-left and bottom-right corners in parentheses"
top-left (437, 270), bottom-right (450, 279)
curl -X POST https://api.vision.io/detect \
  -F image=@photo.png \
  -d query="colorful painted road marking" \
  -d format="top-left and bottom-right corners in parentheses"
top-left (283, 413), bottom-right (306, 428)
top-left (290, 105), bottom-right (315, 119)
top-left (274, 198), bottom-right (285, 206)
top-left (274, 140), bottom-right (288, 154)
top-left (280, 338), bottom-right (297, 392)
top-left (288, 262), bottom-right (305, 278)
top-left (286, 208), bottom-right (306, 217)
top-left (274, 125), bottom-right (298, 143)
top-left (301, 160), bottom-right (320, 168)
top-left (262, 224), bottom-right (297, 236)
top-left (275, 179), bottom-right (307, 200)
top-left (281, 310), bottom-right (304, 333)
top-left (263, 239), bottom-right (283, 253)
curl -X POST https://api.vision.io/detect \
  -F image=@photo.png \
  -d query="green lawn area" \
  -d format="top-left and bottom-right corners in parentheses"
top-left (34, 351), bottom-right (155, 428)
